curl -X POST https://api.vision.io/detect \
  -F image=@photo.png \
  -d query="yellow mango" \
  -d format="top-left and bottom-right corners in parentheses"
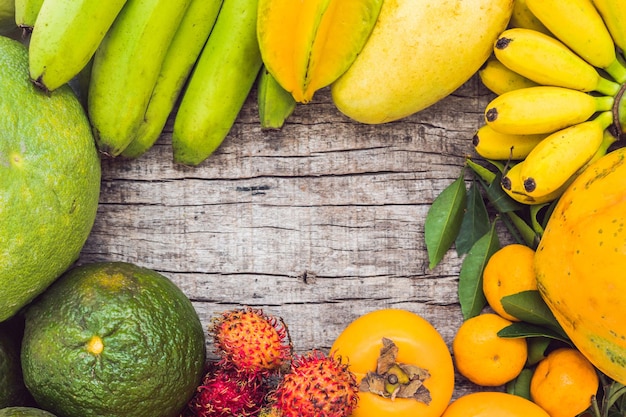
top-left (257, 0), bottom-right (383, 103)
top-left (535, 147), bottom-right (626, 385)
top-left (331, 0), bottom-right (514, 124)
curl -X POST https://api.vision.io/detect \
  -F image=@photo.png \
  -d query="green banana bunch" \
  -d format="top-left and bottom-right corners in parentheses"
top-left (88, 0), bottom-right (191, 157)
top-left (172, 0), bottom-right (263, 166)
top-left (120, 0), bottom-right (224, 159)
top-left (501, 111), bottom-right (616, 203)
top-left (478, 54), bottom-right (538, 95)
top-left (484, 86), bottom-right (614, 135)
top-left (525, 0), bottom-right (626, 83)
top-left (28, 0), bottom-right (128, 92)
top-left (592, 0), bottom-right (626, 53)
top-left (493, 28), bottom-right (620, 96)
top-left (472, 124), bottom-right (547, 161)
top-left (257, 65), bottom-right (297, 130)
top-left (14, 0), bottom-right (43, 30)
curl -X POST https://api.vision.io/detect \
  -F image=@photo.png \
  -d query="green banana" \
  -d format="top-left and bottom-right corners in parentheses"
top-left (88, 0), bottom-right (192, 156)
top-left (519, 111), bottom-right (614, 198)
top-left (478, 54), bottom-right (539, 95)
top-left (484, 86), bottom-right (614, 135)
top-left (257, 65), bottom-right (297, 130)
top-left (472, 124), bottom-right (547, 161)
top-left (14, 0), bottom-right (43, 30)
top-left (120, 0), bottom-right (224, 159)
top-left (28, 0), bottom-right (128, 92)
top-left (172, 0), bottom-right (263, 166)
top-left (525, 0), bottom-right (626, 83)
top-left (591, 0), bottom-right (626, 53)
top-left (493, 28), bottom-right (620, 96)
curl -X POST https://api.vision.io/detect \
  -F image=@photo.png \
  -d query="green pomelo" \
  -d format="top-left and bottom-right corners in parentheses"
top-left (0, 36), bottom-right (101, 322)
top-left (21, 262), bottom-right (207, 417)
top-left (0, 408), bottom-right (57, 417)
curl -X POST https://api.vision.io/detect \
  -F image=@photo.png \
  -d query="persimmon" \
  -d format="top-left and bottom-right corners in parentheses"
top-left (330, 308), bottom-right (455, 417)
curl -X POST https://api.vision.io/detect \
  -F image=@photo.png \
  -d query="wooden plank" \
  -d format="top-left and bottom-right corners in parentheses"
top-left (77, 74), bottom-right (504, 398)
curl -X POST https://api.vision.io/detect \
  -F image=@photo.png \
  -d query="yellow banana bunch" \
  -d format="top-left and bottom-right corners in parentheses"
top-left (472, 124), bottom-right (547, 161)
top-left (493, 28), bottom-right (620, 96)
top-left (14, 0), bottom-right (43, 30)
top-left (120, 0), bottom-right (224, 159)
top-left (172, 0), bottom-right (263, 166)
top-left (525, 0), bottom-right (626, 83)
top-left (484, 86), bottom-right (614, 135)
top-left (28, 0), bottom-right (128, 92)
top-left (508, 0), bottom-right (551, 35)
top-left (478, 54), bottom-right (538, 95)
top-left (592, 0), bottom-right (626, 52)
top-left (88, 0), bottom-right (192, 156)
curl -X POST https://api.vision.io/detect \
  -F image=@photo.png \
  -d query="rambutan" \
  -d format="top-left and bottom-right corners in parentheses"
top-left (267, 350), bottom-right (359, 417)
top-left (210, 307), bottom-right (292, 377)
top-left (183, 362), bottom-right (269, 417)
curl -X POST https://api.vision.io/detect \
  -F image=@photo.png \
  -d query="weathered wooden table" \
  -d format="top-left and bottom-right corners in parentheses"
top-left (77, 73), bottom-right (501, 399)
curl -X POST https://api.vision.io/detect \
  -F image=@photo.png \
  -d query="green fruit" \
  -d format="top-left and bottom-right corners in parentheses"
top-left (0, 36), bottom-right (101, 322)
top-left (21, 262), bottom-right (207, 417)
top-left (0, 408), bottom-right (57, 417)
top-left (0, 319), bottom-right (31, 408)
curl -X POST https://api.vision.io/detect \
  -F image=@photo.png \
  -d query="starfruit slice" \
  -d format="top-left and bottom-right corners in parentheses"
top-left (257, 0), bottom-right (383, 103)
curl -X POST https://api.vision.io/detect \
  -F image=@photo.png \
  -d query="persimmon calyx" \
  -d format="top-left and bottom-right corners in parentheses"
top-left (359, 337), bottom-right (431, 404)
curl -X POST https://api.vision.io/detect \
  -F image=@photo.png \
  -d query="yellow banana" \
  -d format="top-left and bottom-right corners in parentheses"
top-left (28, 0), bottom-right (128, 92)
top-left (508, 0), bottom-right (552, 35)
top-left (525, 0), bottom-right (626, 83)
top-left (88, 0), bottom-right (192, 156)
top-left (519, 111), bottom-right (614, 198)
top-left (120, 0), bottom-right (224, 159)
top-left (472, 124), bottom-right (547, 161)
top-left (591, 0), bottom-right (626, 53)
top-left (484, 85), bottom-right (614, 135)
top-left (172, 0), bottom-right (263, 166)
top-left (14, 0), bottom-right (43, 30)
top-left (501, 125), bottom-right (617, 204)
top-left (493, 28), bottom-right (620, 96)
top-left (257, 65), bottom-right (297, 130)
top-left (478, 54), bottom-right (539, 95)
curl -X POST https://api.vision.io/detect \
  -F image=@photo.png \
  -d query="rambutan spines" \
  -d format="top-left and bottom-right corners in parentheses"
top-left (211, 307), bottom-right (292, 377)
top-left (184, 362), bottom-right (270, 417)
top-left (268, 350), bottom-right (359, 417)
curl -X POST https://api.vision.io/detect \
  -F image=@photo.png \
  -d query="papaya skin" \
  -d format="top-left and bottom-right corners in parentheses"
top-left (535, 147), bottom-right (626, 385)
top-left (331, 0), bottom-right (514, 124)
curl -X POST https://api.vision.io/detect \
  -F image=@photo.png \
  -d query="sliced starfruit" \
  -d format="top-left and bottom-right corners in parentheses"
top-left (257, 0), bottom-right (383, 103)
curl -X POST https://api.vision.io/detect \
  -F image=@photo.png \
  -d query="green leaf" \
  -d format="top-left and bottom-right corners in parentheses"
top-left (506, 367), bottom-right (534, 400)
top-left (501, 290), bottom-right (567, 337)
top-left (425, 173), bottom-right (467, 269)
top-left (506, 211), bottom-right (540, 249)
top-left (498, 322), bottom-right (571, 344)
top-left (458, 223), bottom-right (500, 320)
top-left (483, 172), bottom-right (525, 213)
top-left (526, 336), bottom-right (552, 366)
top-left (466, 158), bottom-right (496, 184)
top-left (455, 180), bottom-right (490, 256)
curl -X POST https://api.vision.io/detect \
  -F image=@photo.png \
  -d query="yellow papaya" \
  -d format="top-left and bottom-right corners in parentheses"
top-left (535, 147), bottom-right (626, 385)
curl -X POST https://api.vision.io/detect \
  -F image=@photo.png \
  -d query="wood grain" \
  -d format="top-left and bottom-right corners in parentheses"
top-left (77, 74), bottom-right (506, 399)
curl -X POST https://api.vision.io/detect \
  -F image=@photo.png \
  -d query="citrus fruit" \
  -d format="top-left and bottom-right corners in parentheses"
top-left (452, 313), bottom-right (528, 386)
top-left (0, 319), bottom-right (31, 408)
top-left (482, 244), bottom-right (537, 321)
top-left (441, 391), bottom-right (550, 417)
top-left (530, 347), bottom-right (599, 417)
top-left (0, 36), bottom-right (101, 322)
top-left (20, 262), bottom-right (206, 417)
top-left (0, 408), bottom-right (56, 417)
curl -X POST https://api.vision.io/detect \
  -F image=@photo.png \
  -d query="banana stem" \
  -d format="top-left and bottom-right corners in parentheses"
top-left (604, 58), bottom-right (626, 84)
top-left (613, 81), bottom-right (626, 139)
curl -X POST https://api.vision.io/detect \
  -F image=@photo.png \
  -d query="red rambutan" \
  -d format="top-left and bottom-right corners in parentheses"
top-left (210, 307), bottom-right (292, 377)
top-left (184, 362), bottom-right (269, 417)
top-left (267, 350), bottom-right (359, 417)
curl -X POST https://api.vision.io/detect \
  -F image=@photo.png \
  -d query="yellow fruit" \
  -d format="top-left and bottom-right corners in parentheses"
top-left (483, 244), bottom-right (538, 321)
top-left (20, 262), bottom-right (206, 417)
top-left (441, 391), bottom-right (550, 417)
top-left (0, 36), bottom-right (101, 322)
top-left (452, 313), bottom-right (528, 386)
top-left (530, 348), bottom-right (599, 417)
top-left (534, 147), bottom-right (626, 385)
top-left (331, 0), bottom-right (513, 124)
